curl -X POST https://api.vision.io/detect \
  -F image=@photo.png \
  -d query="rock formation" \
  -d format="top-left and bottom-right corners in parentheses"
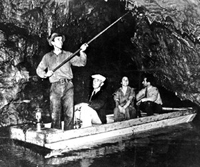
top-left (0, 0), bottom-right (199, 126)
top-left (127, 0), bottom-right (200, 105)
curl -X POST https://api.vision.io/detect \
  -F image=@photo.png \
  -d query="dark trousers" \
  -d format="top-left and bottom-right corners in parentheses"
top-left (114, 106), bottom-right (136, 122)
top-left (50, 80), bottom-right (74, 130)
top-left (97, 109), bottom-right (107, 124)
top-left (137, 101), bottom-right (162, 117)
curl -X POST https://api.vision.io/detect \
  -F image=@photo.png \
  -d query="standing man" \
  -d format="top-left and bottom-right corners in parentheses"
top-left (113, 76), bottom-right (136, 122)
top-left (36, 32), bottom-right (88, 130)
top-left (136, 75), bottom-right (162, 116)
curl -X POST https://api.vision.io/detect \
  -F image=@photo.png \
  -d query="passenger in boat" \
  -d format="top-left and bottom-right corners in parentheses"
top-left (113, 76), bottom-right (136, 122)
top-left (74, 74), bottom-right (107, 128)
top-left (88, 74), bottom-right (108, 124)
top-left (136, 75), bottom-right (162, 116)
top-left (36, 32), bottom-right (88, 130)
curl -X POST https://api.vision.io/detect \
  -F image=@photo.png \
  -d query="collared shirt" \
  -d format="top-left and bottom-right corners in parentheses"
top-left (136, 86), bottom-right (163, 105)
top-left (36, 50), bottom-right (87, 83)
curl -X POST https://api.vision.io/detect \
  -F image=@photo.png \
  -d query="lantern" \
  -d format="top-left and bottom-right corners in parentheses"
top-left (35, 107), bottom-right (42, 132)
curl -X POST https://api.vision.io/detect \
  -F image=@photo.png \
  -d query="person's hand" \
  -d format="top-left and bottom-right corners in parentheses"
top-left (141, 98), bottom-right (146, 102)
top-left (45, 70), bottom-right (53, 77)
top-left (75, 104), bottom-right (81, 111)
top-left (136, 100), bottom-right (141, 106)
top-left (118, 105), bottom-right (125, 114)
top-left (80, 43), bottom-right (88, 52)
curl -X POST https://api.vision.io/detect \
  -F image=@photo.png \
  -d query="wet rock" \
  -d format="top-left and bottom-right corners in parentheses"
top-left (1, 0), bottom-right (200, 126)
top-left (127, 0), bottom-right (200, 106)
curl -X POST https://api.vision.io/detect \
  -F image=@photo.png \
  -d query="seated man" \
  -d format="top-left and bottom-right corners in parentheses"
top-left (136, 75), bottom-right (162, 116)
top-left (88, 74), bottom-right (108, 124)
top-left (74, 74), bottom-right (107, 128)
top-left (113, 76), bottom-right (136, 122)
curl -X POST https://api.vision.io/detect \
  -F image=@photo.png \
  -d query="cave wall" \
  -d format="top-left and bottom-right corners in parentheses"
top-left (0, 0), bottom-right (74, 125)
top-left (127, 0), bottom-right (200, 106)
top-left (0, 0), bottom-right (126, 126)
top-left (1, 0), bottom-right (200, 126)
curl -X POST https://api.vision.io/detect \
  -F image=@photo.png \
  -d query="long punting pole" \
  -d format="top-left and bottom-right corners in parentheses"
top-left (52, 11), bottom-right (130, 72)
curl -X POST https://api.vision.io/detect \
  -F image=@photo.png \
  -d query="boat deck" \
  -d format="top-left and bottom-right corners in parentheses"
top-left (10, 108), bottom-right (196, 154)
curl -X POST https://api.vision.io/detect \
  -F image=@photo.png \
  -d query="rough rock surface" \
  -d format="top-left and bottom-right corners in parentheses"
top-left (0, 0), bottom-right (199, 126)
top-left (0, 0), bottom-right (126, 125)
top-left (127, 0), bottom-right (200, 106)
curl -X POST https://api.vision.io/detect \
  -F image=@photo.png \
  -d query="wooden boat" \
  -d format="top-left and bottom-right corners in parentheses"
top-left (10, 107), bottom-right (196, 158)
top-left (10, 123), bottom-right (194, 164)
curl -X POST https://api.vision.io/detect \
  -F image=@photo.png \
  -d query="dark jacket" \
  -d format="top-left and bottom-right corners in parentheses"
top-left (88, 89), bottom-right (108, 124)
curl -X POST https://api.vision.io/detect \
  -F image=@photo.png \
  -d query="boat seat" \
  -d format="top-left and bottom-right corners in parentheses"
top-left (106, 112), bottom-right (158, 123)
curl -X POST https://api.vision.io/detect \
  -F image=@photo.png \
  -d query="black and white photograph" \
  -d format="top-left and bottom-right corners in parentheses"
top-left (0, 0), bottom-right (200, 166)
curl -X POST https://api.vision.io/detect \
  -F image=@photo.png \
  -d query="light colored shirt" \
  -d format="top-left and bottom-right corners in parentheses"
top-left (136, 86), bottom-right (162, 105)
top-left (36, 50), bottom-right (87, 83)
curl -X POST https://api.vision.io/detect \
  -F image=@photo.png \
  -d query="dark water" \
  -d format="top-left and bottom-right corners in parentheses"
top-left (1, 114), bottom-right (200, 167)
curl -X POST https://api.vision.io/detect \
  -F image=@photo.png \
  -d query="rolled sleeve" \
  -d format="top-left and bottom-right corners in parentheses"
top-left (70, 52), bottom-right (87, 67)
top-left (36, 55), bottom-right (48, 78)
top-left (148, 87), bottom-right (159, 102)
top-left (136, 88), bottom-right (145, 101)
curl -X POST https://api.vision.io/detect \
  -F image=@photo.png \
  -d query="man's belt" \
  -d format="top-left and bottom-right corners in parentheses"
top-left (55, 78), bottom-right (71, 84)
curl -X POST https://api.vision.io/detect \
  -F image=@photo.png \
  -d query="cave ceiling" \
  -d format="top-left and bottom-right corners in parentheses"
top-left (126, 0), bottom-right (200, 106)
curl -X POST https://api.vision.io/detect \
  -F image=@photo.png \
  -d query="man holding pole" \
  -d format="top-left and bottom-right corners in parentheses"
top-left (36, 32), bottom-right (88, 130)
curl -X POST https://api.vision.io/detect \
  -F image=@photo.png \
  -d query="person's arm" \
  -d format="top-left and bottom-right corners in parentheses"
top-left (70, 43), bottom-right (88, 66)
top-left (36, 55), bottom-right (51, 78)
top-left (123, 88), bottom-right (135, 109)
top-left (113, 91), bottom-right (120, 107)
top-left (89, 99), bottom-right (105, 110)
top-left (136, 88), bottom-right (145, 101)
top-left (89, 90), bottom-right (107, 110)
top-left (80, 43), bottom-right (88, 59)
top-left (142, 87), bottom-right (158, 102)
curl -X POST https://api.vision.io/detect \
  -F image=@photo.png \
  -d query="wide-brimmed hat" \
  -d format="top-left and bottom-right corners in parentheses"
top-left (47, 33), bottom-right (65, 46)
top-left (91, 74), bottom-right (106, 82)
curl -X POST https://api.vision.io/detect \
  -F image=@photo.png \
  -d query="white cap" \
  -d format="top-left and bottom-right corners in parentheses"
top-left (91, 74), bottom-right (106, 82)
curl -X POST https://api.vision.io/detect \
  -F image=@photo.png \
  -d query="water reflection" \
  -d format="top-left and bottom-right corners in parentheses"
top-left (1, 122), bottom-right (199, 167)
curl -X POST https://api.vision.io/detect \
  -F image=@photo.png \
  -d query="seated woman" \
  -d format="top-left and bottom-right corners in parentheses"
top-left (113, 76), bottom-right (136, 122)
